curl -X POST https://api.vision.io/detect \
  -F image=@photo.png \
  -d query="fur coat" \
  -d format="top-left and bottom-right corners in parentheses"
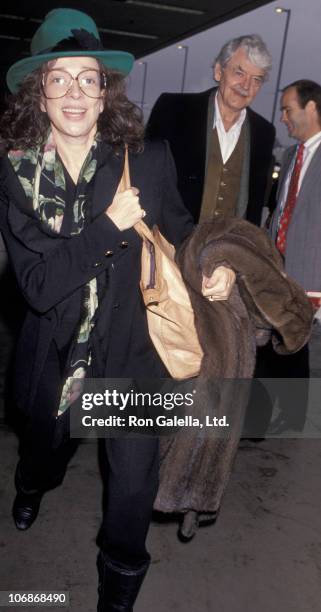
top-left (154, 218), bottom-right (313, 520)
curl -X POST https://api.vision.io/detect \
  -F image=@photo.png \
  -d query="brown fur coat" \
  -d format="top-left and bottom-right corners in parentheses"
top-left (154, 218), bottom-right (313, 516)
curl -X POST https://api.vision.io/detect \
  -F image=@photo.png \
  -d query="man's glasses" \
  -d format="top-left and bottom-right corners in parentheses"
top-left (42, 69), bottom-right (106, 99)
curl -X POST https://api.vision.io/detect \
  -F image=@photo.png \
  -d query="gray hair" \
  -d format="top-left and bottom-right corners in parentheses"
top-left (215, 34), bottom-right (272, 80)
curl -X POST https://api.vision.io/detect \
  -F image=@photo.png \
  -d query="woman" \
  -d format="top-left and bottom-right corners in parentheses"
top-left (0, 8), bottom-right (234, 610)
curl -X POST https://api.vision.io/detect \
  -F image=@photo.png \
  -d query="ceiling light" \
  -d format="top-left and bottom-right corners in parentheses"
top-left (99, 27), bottom-right (158, 39)
top-left (0, 33), bottom-right (21, 40)
top-left (125, 1), bottom-right (204, 15)
top-left (0, 13), bottom-right (41, 22)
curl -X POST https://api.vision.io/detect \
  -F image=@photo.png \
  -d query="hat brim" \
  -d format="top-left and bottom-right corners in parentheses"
top-left (6, 50), bottom-right (135, 93)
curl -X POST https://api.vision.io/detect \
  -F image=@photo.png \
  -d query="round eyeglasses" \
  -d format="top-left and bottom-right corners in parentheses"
top-left (42, 69), bottom-right (107, 99)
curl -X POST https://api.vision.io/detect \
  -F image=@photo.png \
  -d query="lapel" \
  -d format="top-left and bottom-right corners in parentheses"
top-left (277, 145), bottom-right (296, 201)
top-left (270, 146), bottom-right (295, 240)
top-left (290, 140), bottom-right (321, 224)
top-left (297, 140), bottom-right (321, 198)
top-left (0, 156), bottom-right (34, 213)
top-left (90, 145), bottom-right (144, 254)
top-left (205, 88), bottom-right (216, 169)
top-left (91, 145), bottom-right (124, 218)
top-left (236, 114), bottom-right (250, 218)
top-left (184, 87), bottom-right (214, 181)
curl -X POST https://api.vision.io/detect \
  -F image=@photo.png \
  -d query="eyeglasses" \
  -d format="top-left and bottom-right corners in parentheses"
top-left (42, 69), bottom-right (107, 99)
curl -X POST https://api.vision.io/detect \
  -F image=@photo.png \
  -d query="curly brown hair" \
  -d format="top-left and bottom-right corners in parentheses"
top-left (0, 61), bottom-right (144, 153)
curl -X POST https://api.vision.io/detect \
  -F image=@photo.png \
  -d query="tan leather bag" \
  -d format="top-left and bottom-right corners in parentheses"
top-left (118, 148), bottom-right (203, 379)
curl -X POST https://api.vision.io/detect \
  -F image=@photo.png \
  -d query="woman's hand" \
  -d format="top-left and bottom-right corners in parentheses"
top-left (202, 266), bottom-right (236, 301)
top-left (106, 187), bottom-right (146, 230)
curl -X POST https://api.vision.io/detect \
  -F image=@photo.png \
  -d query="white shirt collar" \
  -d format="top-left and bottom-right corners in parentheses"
top-left (303, 129), bottom-right (321, 151)
top-left (214, 93), bottom-right (247, 133)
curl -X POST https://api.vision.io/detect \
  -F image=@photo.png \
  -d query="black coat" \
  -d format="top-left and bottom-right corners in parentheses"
top-left (146, 87), bottom-right (276, 226)
top-left (0, 141), bottom-right (193, 414)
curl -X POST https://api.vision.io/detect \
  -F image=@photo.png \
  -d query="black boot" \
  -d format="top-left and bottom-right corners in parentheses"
top-left (12, 466), bottom-right (44, 531)
top-left (97, 552), bottom-right (149, 611)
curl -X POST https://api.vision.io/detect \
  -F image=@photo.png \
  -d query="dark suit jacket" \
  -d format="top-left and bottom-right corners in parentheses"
top-left (0, 141), bottom-right (193, 414)
top-left (146, 87), bottom-right (275, 226)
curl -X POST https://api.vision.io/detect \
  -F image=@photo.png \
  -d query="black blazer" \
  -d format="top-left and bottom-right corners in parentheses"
top-left (146, 87), bottom-right (276, 226)
top-left (0, 141), bottom-right (193, 414)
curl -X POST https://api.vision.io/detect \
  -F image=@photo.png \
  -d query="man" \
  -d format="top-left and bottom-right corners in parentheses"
top-left (147, 34), bottom-right (275, 226)
top-left (261, 80), bottom-right (321, 432)
top-left (271, 80), bottom-right (321, 289)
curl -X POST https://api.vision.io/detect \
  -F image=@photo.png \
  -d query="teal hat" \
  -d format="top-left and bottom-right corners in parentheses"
top-left (6, 8), bottom-right (134, 93)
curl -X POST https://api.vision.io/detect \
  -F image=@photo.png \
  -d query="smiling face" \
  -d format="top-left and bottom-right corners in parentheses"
top-left (214, 47), bottom-right (265, 115)
top-left (280, 87), bottom-right (318, 142)
top-left (40, 56), bottom-right (105, 145)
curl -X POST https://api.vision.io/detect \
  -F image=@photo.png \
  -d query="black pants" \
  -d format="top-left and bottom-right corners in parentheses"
top-left (17, 345), bottom-right (159, 569)
top-left (99, 436), bottom-right (159, 567)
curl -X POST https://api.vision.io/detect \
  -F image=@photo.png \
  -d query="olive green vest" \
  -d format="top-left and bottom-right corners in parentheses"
top-left (199, 124), bottom-right (246, 221)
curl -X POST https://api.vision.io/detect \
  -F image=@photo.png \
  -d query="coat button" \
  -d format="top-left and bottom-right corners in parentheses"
top-left (104, 250), bottom-right (114, 257)
top-left (119, 241), bottom-right (129, 249)
top-left (92, 262), bottom-right (102, 267)
top-left (113, 302), bottom-right (120, 309)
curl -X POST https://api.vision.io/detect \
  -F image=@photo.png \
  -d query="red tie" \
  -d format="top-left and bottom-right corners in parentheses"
top-left (276, 143), bottom-right (305, 254)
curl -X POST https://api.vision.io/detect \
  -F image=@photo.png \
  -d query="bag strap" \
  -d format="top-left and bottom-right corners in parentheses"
top-left (119, 146), bottom-right (154, 242)
top-left (121, 147), bottom-right (163, 301)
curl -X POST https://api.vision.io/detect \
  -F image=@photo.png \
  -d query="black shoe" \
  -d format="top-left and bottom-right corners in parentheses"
top-left (12, 490), bottom-right (43, 530)
top-left (97, 552), bottom-right (149, 611)
top-left (13, 466), bottom-right (44, 531)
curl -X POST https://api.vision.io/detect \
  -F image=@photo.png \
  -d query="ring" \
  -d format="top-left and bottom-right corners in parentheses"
top-left (141, 209), bottom-right (146, 218)
top-left (208, 295), bottom-right (215, 302)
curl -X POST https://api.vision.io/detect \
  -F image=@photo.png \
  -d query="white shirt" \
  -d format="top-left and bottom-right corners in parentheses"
top-left (213, 94), bottom-right (247, 164)
top-left (278, 130), bottom-right (321, 216)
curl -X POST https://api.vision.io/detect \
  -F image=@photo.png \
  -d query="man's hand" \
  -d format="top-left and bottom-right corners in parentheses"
top-left (106, 187), bottom-right (146, 230)
top-left (202, 266), bottom-right (236, 301)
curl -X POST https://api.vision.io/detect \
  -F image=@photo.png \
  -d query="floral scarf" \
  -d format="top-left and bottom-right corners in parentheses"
top-left (8, 131), bottom-right (99, 416)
